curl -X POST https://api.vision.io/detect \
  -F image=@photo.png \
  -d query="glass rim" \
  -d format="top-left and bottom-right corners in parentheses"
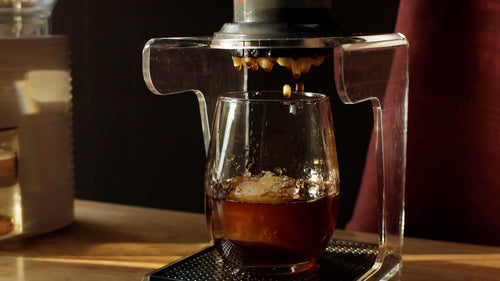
top-left (217, 91), bottom-right (329, 103)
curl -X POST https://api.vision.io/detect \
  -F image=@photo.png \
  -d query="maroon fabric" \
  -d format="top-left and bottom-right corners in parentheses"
top-left (346, 0), bottom-right (500, 246)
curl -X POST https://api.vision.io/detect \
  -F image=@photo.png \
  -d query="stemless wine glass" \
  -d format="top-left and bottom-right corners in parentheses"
top-left (205, 91), bottom-right (340, 275)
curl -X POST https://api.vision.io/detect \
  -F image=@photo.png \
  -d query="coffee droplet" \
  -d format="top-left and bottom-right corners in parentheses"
top-left (277, 57), bottom-right (292, 70)
top-left (244, 58), bottom-right (259, 71)
top-left (283, 84), bottom-right (291, 98)
top-left (232, 57), bottom-right (242, 71)
top-left (295, 81), bottom-right (305, 92)
top-left (257, 57), bottom-right (275, 72)
top-left (231, 55), bottom-right (327, 79)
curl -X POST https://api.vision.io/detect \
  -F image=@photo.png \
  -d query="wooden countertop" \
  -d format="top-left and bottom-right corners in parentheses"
top-left (0, 200), bottom-right (499, 281)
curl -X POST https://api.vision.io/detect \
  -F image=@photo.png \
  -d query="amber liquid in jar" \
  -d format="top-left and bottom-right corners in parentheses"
top-left (0, 153), bottom-right (17, 236)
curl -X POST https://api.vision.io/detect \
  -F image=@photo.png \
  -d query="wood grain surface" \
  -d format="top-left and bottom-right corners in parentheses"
top-left (0, 200), bottom-right (499, 281)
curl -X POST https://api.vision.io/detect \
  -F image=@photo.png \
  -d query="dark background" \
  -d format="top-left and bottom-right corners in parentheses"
top-left (51, 0), bottom-right (400, 228)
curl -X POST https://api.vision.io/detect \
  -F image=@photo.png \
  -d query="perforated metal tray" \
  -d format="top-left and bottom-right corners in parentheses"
top-left (143, 239), bottom-right (378, 281)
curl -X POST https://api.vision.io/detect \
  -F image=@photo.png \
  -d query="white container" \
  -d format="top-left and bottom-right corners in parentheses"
top-left (0, 2), bottom-right (74, 239)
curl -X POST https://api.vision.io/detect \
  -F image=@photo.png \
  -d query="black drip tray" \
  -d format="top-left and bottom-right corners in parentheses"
top-left (144, 239), bottom-right (378, 281)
